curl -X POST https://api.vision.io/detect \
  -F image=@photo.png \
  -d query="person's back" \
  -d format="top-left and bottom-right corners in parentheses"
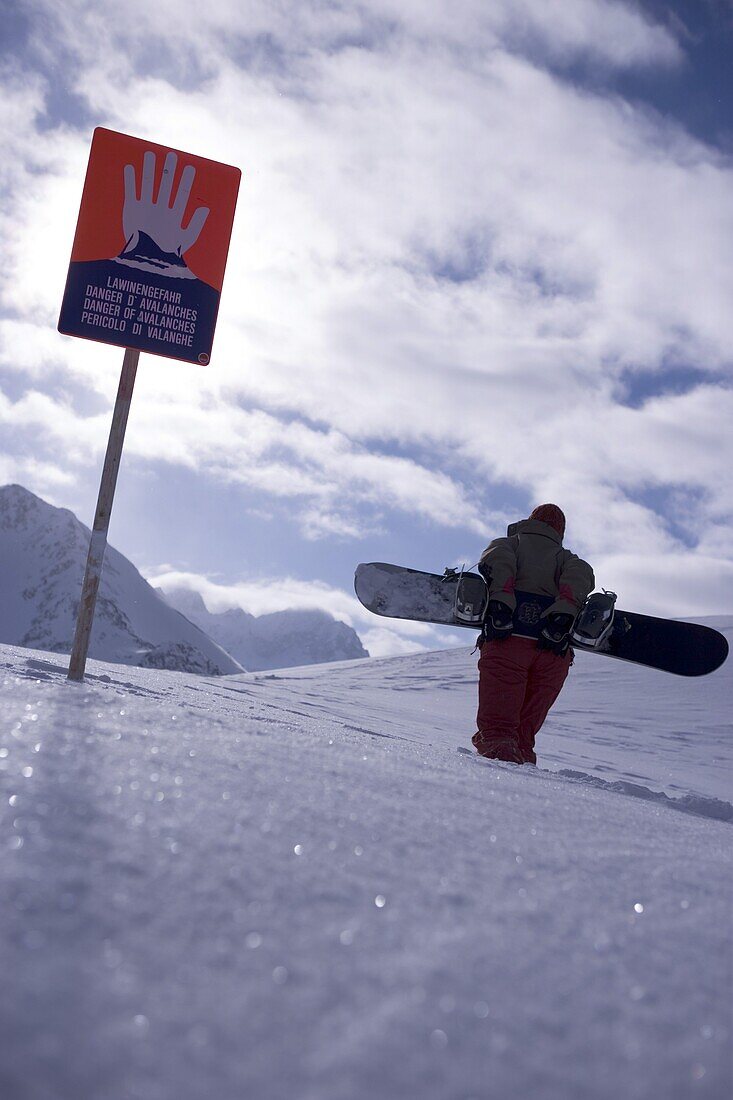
top-left (473, 504), bottom-right (594, 764)
top-left (508, 519), bottom-right (567, 598)
top-left (479, 504), bottom-right (593, 619)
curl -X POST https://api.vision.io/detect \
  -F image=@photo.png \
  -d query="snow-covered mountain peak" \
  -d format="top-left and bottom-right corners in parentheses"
top-left (162, 585), bottom-right (369, 671)
top-left (1, 485), bottom-right (369, 676)
top-left (0, 483), bottom-right (71, 531)
top-left (160, 585), bottom-right (222, 621)
top-left (0, 484), bottom-right (243, 675)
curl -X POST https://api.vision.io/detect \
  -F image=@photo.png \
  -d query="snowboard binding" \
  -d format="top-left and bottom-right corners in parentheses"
top-left (571, 590), bottom-right (617, 649)
top-left (445, 567), bottom-right (489, 624)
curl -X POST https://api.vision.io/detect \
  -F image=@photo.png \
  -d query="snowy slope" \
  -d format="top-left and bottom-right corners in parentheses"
top-left (0, 484), bottom-right (242, 675)
top-left (163, 585), bottom-right (369, 670)
top-left (0, 628), bottom-right (730, 1100)
top-left (248, 620), bottom-right (732, 806)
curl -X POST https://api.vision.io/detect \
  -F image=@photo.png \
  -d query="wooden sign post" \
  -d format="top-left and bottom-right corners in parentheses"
top-left (67, 348), bottom-right (139, 680)
top-left (59, 127), bottom-right (240, 681)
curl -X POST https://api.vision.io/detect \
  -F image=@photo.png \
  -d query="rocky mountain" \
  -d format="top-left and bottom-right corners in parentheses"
top-left (161, 587), bottom-right (369, 671)
top-left (0, 484), bottom-right (243, 675)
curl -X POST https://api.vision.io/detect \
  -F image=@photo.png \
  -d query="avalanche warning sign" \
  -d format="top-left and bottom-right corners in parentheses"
top-left (58, 127), bottom-right (241, 365)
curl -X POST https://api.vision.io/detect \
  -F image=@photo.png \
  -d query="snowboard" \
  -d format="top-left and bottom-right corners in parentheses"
top-left (354, 562), bottom-right (729, 677)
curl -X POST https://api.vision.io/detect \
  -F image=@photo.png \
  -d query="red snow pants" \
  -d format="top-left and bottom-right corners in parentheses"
top-left (476, 636), bottom-right (571, 763)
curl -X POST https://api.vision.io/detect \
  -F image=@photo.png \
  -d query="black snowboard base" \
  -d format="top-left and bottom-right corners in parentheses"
top-left (354, 562), bottom-right (728, 677)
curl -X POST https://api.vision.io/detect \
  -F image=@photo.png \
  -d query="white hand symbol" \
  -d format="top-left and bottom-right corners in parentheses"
top-left (121, 150), bottom-right (209, 259)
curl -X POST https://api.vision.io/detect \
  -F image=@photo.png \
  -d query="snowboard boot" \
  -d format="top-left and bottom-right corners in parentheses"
top-left (518, 736), bottom-right (537, 765)
top-left (472, 732), bottom-right (524, 764)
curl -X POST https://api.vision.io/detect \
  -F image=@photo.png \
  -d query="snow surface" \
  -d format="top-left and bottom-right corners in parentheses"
top-left (1, 624), bottom-right (731, 1100)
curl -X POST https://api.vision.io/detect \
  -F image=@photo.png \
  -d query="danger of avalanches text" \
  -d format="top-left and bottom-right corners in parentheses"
top-left (80, 278), bottom-right (198, 347)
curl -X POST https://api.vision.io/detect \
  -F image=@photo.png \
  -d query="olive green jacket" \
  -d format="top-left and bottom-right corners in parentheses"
top-left (479, 518), bottom-right (595, 618)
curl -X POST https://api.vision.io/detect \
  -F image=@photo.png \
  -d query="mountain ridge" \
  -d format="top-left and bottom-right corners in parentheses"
top-left (0, 484), bottom-right (368, 675)
top-left (161, 585), bottom-right (369, 671)
top-left (0, 484), bottom-right (242, 675)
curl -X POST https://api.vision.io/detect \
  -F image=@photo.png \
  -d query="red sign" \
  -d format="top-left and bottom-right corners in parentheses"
top-left (58, 128), bottom-right (241, 364)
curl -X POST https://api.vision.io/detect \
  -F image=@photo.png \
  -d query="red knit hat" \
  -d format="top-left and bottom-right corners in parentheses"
top-left (530, 503), bottom-right (566, 537)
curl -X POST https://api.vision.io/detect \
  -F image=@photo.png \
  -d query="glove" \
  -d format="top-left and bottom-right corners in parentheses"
top-left (479, 600), bottom-right (514, 644)
top-left (537, 613), bottom-right (575, 655)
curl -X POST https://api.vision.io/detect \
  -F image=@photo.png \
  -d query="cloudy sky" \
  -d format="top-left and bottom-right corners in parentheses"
top-left (1, 0), bottom-right (732, 656)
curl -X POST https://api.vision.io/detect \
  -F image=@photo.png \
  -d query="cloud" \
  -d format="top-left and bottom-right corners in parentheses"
top-left (0, 0), bottom-right (730, 615)
top-left (21, 0), bottom-right (683, 82)
top-left (493, 0), bottom-right (683, 69)
top-left (123, 397), bottom-right (493, 535)
top-left (146, 566), bottom-right (451, 657)
top-left (0, 456), bottom-right (75, 493)
top-left (359, 626), bottom-right (434, 659)
top-left (593, 551), bottom-right (733, 617)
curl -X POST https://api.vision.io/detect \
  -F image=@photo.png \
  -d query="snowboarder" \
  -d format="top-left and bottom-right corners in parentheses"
top-left (473, 504), bottom-right (595, 765)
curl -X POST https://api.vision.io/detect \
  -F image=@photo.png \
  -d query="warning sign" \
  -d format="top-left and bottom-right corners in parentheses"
top-left (58, 127), bottom-right (241, 365)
